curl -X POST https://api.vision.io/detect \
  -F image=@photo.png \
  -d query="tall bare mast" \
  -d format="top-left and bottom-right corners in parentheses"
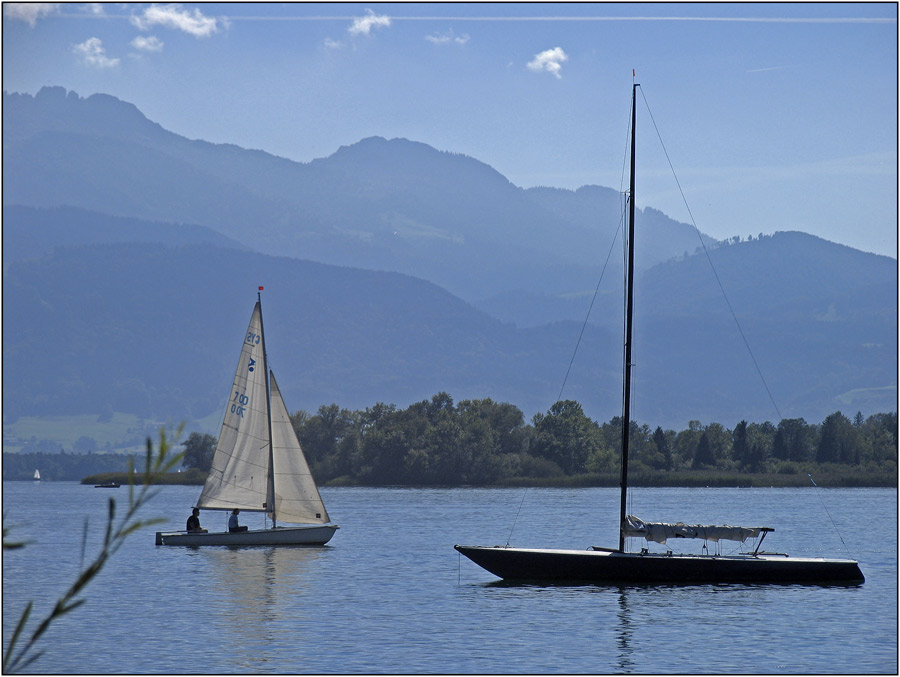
top-left (619, 83), bottom-right (638, 553)
top-left (258, 287), bottom-right (277, 528)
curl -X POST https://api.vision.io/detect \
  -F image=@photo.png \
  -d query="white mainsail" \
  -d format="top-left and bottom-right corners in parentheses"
top-left (269, 372), bottom-right (329, 524)
top-left (197, 302), bottom-right (271, 514)
top-left (33, 469), bottom-right (40, 480)
top-left (623, 515), bottom-right (768, 545)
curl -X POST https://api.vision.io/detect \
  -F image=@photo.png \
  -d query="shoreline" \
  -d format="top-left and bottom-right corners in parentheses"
top-left (77, 470), bottom-right (897, 489)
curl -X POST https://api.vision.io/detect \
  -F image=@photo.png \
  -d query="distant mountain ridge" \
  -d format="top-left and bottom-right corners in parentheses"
top-left (3, 86), bottom-right (715, 312)
top-left (1, 87), bottom-right (896, 435)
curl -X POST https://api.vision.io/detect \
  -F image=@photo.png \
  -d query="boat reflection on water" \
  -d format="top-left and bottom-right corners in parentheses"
top-left (195, 545), bottom-right (330, 647)
top-left (615, 588), bottom-right (634, 673)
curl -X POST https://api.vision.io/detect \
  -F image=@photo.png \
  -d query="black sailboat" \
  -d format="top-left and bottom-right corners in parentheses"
top-left (454, 83), bottom-right (864, 585)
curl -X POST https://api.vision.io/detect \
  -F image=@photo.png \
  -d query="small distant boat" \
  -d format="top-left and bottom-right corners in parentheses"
top-left (155, 289), bottom-right (338, 547)
top-left (455, 82), bottom-right (864, 586)
top-left (94, 482), bottom-right (120, 489)
top-left (33, 469), bottom-right (41, 484)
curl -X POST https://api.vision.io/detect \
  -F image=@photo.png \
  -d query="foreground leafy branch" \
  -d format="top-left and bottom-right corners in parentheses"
top-left (2, 426), bottom-right (184, 673)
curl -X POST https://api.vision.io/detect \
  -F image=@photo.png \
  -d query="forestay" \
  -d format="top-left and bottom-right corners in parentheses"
top-left (197, 302), bottom-right (270, 513)
top-left (624, 515), bottom-right (770, 545)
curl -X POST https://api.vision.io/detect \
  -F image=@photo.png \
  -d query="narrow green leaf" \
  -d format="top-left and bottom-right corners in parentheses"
top-left (3, 601), bottom-right (33, 672)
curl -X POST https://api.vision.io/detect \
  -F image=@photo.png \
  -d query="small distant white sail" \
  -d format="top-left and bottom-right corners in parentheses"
top-left (33, 469), bottom-right (41, 481)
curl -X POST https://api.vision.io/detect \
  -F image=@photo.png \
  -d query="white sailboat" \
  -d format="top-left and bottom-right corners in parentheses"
top-left (33, 469), bottom-right (41, 483)
top-left (156, 290), bottom-right (338, 546)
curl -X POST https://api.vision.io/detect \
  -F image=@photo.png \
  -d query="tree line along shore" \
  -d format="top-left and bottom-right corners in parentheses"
top-left (7, 394), bottom-right (891, 488)
top-left (208, 395), bottom-right (896, 487)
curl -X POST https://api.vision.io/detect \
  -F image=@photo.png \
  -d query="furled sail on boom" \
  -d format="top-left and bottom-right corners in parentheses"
top-left (623, 515), bottom-right (770, 545)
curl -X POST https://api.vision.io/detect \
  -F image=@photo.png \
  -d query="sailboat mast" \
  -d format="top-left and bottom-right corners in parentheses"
top-left (258, 288), bottom-right (277, 528)
top-left (619, 83), bottom-right (638, 553)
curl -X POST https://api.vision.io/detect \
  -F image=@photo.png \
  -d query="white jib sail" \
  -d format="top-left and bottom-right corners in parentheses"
top-left (197, 302), bottom-right (271, 513)
top-left (269, 371), bottom-right (330, 525)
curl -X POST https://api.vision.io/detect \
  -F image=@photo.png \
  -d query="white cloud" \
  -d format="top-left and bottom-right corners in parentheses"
top-left (425, 29), bottom-right (470, 46)
top-left (324, 37), bottom-right (344, 49)
top-left (348, 9), bottom-right (390, 36)
top-left (527, 47), bottom-right (568, 79)
top-left (131, 35), bottom-right (164, 52)
top-left (3, 3), bottom-right (59, 27)
top-left (73, 37), bottom-right (120, 68)
top-left (131, 3), bottom-right (221, 37)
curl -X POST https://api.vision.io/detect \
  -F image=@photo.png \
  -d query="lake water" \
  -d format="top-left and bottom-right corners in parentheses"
top-left (2, 482), bottom-right (896, 674)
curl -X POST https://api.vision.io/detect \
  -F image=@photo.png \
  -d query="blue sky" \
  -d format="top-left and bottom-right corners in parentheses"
top-left (3, 2), bottom-right (897, 256)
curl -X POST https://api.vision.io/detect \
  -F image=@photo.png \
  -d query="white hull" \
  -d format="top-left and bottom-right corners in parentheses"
top-left (156, 523), bottom-right (338, 546)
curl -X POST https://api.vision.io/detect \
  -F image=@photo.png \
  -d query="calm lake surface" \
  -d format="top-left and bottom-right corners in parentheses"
top-left (2, 482), bottom-right (896, 674)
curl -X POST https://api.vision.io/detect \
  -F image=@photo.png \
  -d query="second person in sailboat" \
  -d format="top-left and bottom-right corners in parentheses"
top-left (228, 509), bottom-right (248, 533)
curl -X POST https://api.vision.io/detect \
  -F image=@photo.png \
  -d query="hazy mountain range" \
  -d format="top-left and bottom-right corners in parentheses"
top-left (2, 87), bottom-right (895, 438)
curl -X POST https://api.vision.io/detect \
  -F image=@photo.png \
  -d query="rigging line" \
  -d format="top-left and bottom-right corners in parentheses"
top-left (636, 88), bottom-right (782, 421)
top-left (808, 474), bottom-right (854, 557)
top-left (505, 487), bottom-right (529, 547)
top-left (556, 219), bottom-right (623, 404)
top-left (556, 95), bottom-right (634, 406)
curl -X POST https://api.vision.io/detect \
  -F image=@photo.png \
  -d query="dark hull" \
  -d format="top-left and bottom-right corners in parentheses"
top-left (455, 545), bottom-right (864, 585)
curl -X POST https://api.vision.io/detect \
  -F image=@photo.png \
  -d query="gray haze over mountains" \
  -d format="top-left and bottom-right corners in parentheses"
top-left (3, 87), bottom-right (896, 433)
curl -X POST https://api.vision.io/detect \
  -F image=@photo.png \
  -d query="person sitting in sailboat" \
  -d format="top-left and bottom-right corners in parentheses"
top-left (228, 509), bottom-right (248, 533)
top-left (186, 508), bottom-right (207, 533)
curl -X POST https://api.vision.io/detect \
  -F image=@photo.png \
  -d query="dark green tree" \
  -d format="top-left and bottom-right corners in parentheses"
top-left (732, 420), bottom-right (750, 468)
top-left (181, 432), bottom-right (216, 471)
top-left (860, 412), bottom-right (898, 466)
top-left (704, 423), bottom-right (732, 468)
top-left (456, 398), bottom-right (527, 483)
top-left (653, 426), bottom-right (673, 471)
top-left (773, 418), bottom-right (813, 462)
top-left (675, 420), bottom-right (704, 468)
top-left (817, 412), bottom-right (860, 464)
top-left (296, 404), bottom-right (356, 465)
top-left (692, 432), bottom-right (715, 469)
top-left (531, 400), bottom-right (599, 474)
